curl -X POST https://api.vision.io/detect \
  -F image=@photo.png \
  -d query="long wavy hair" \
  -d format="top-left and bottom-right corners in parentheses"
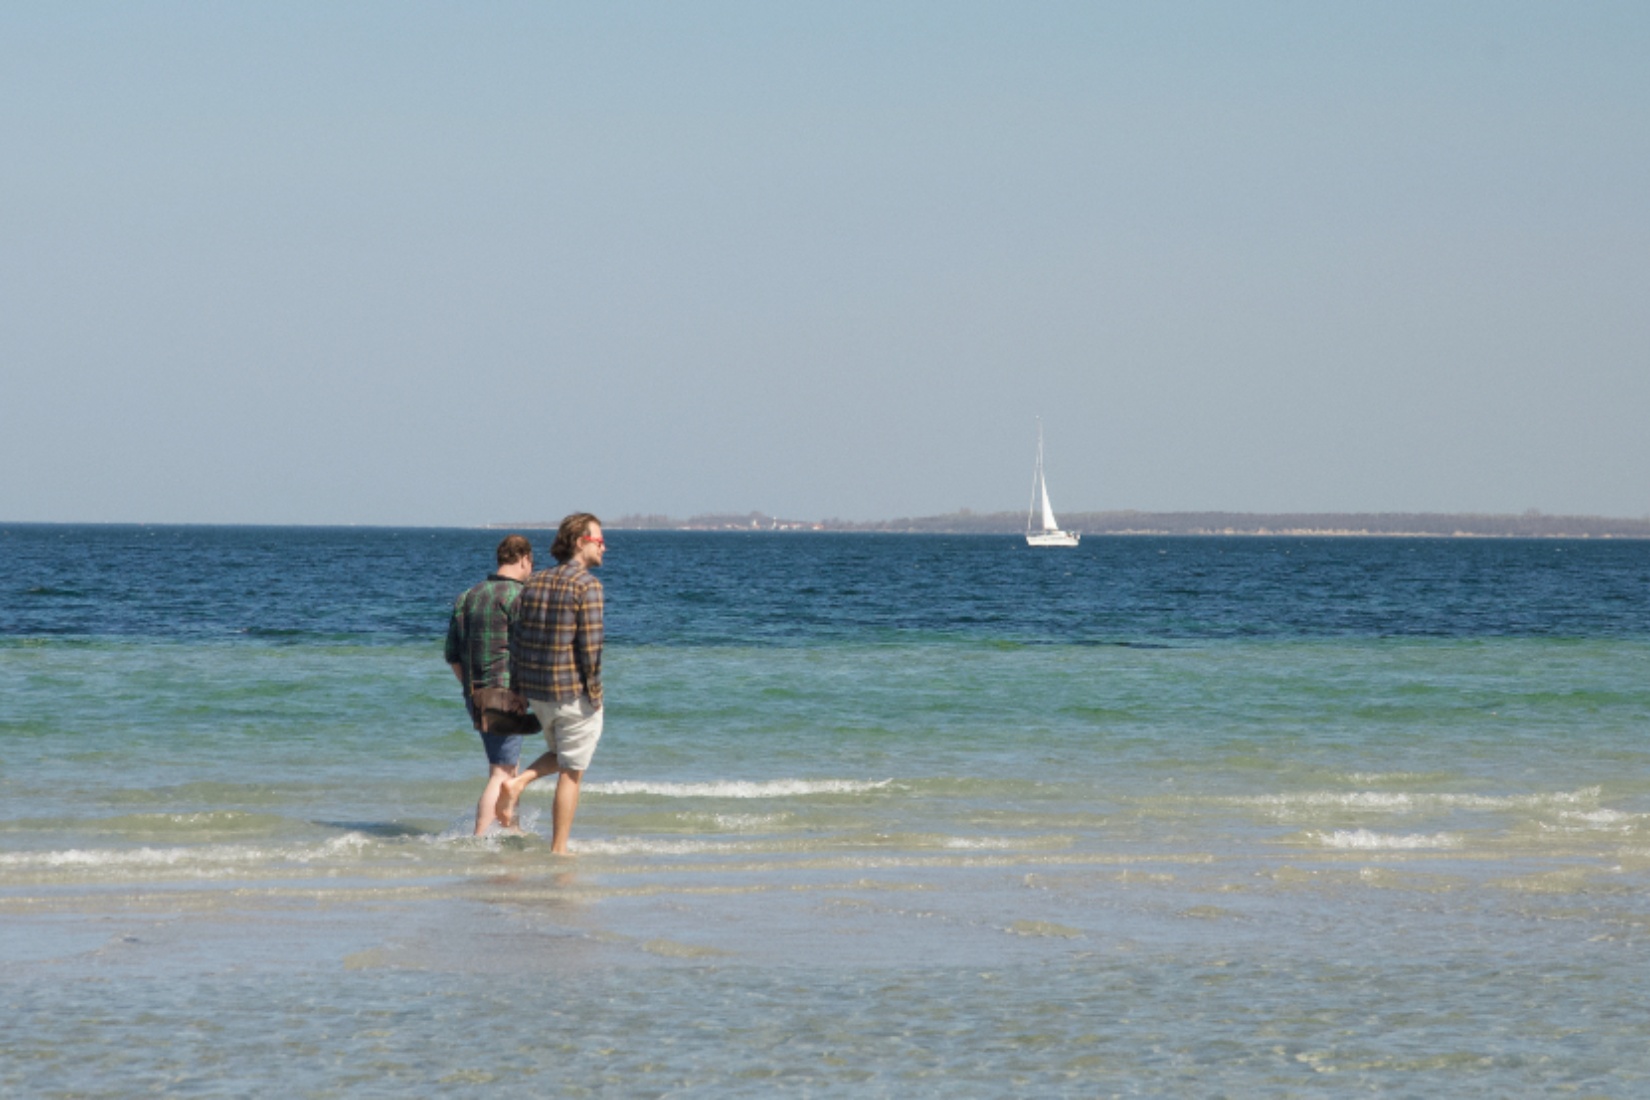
top-left (550, 513), bottom-right (602, 564)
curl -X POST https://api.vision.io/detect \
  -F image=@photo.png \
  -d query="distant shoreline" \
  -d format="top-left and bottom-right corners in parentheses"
top-left (497, 510), bottom-right (1650, 539)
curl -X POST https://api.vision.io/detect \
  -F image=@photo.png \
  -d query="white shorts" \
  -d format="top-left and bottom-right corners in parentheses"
top-left (527, 695), bottom-right (604, 773)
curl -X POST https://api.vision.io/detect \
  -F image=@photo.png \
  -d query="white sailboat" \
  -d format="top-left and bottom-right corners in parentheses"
top-left (1026, 420), bottom-right (1081, 547)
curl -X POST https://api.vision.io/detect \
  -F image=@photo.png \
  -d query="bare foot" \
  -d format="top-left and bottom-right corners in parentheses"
top-left (494, 778), bottom-right (522, 829)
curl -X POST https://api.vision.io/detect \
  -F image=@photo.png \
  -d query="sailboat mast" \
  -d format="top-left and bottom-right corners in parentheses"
top-left (1027, 419), bottom-right (1045, 535)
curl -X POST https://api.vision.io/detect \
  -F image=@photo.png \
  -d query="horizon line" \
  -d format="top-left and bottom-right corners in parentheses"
top-left (16, 507), bottom-right (1650, 533)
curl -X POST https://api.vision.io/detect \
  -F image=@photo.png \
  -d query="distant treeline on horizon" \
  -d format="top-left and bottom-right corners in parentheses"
top-left (497, 510), bottom-right (1650, 539)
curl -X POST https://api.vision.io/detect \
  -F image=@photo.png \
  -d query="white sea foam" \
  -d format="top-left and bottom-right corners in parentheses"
top-left (691, 813), bottom-right (791, 830)
top-left (570, 837), bottom-right (756, 856)
top-left (1543, 809), bottom-right (1643, 835)
top-left (1557, 809), bottom-right (1635, 827)
top-left (941, 835), bottom-right (1077, 851)
top-left (0, 832), bottom-right (377, 874)
top-left (586, 779), bottom-right (894, 799)
top-left (430, 809), bottom-right (548, 843)
top-left (0, 846), bottom-right (261, 870)
top-left (1339, 772), bottom-right (1445, 786)
top-left (318, 833), bottom-right (369, 854)
top-left (1260, 792), bottom-right (1422, 812)
top-left (1235, 786), bottom-right (1602, 816)
top-left (1311, 829), bottom-right (1460, 850)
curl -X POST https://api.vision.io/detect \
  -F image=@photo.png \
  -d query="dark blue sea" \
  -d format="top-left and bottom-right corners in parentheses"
top-left (4, 525), bottom-right (1649, 1096)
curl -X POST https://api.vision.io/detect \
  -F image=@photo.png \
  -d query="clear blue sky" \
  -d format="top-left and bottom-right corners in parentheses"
top-left (3, 2), bottom-right (1646, 524)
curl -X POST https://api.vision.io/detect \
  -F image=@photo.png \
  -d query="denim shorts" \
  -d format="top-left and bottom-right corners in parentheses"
top-left (468, 697), bottom-right (524, 768)
top-left (478, 731), bottom-right (523, 769)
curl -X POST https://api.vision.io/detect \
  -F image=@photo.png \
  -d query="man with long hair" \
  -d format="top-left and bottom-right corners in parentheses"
top-left (497, 512), bottom-right (606, 853)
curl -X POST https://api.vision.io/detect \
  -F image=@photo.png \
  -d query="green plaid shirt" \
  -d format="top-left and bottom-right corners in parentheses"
top-left (510, 561), bottom-right (604, 708)
top-left (443, 574), bottom-right (524, 692)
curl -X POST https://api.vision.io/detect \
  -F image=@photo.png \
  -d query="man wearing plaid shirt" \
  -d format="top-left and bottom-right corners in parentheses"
top-left (445, 533), bottom-right (534, 836)
top-left (497, 512), bottom-right (606, 854)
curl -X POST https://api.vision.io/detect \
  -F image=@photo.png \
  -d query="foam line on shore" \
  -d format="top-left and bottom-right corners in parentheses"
top-left (586, 779), bottom-right (894, 799)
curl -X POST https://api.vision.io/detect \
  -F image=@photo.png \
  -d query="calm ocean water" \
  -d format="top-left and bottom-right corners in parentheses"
top-left (4, 524), bottom-right (1650, 1096)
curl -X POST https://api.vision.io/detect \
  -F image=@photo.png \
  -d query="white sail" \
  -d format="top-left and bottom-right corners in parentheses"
top-left (1039, 480), bottom-right (1058, 532)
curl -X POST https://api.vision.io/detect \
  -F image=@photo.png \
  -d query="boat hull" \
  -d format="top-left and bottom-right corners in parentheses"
top-left (1026, 531), bottom-right (1081, 547)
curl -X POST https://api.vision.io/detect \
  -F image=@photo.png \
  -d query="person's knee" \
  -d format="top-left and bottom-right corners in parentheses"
top-left (559, 768), bottom-right (583, 782)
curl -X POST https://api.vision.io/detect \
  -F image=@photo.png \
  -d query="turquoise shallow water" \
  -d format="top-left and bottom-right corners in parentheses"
top-left (3, 527), bottom-right (1650, 1095)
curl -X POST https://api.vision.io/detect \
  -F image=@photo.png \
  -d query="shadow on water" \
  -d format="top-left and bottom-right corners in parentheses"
top-left (312, 821), bottom-right (431, 839)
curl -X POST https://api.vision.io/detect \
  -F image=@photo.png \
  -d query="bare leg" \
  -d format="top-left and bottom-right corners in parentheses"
top-left (496, 751), bottom-right (557, 829)
top-left (550, 768), bottom-right (583, 854)
top-left (474, 763), bottom-right (515, 837)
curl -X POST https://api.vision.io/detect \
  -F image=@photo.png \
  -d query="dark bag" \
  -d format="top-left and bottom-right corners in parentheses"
top-left (470, 686), bottom-right (542, 735)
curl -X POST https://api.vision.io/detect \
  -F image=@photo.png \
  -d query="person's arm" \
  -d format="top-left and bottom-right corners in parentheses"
top-left (575, 580), bottom-right (604, 707)
top-left (444, 607), bottom-right (468, 689)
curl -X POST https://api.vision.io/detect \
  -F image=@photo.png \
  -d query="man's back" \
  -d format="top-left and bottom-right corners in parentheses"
top-left (445, 574), bottom-right (523, 691)
top-left (511, 561), bottom-right (604, 707)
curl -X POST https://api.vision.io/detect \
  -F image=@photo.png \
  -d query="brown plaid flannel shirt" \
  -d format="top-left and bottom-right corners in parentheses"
top-left (509, 561), bottom-right (604, 708)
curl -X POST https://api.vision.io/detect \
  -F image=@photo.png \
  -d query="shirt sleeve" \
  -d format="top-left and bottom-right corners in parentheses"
top-left (443, 598), bottom-right (465, 667)
top-left (575, 578), bottom-right (604, 707)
